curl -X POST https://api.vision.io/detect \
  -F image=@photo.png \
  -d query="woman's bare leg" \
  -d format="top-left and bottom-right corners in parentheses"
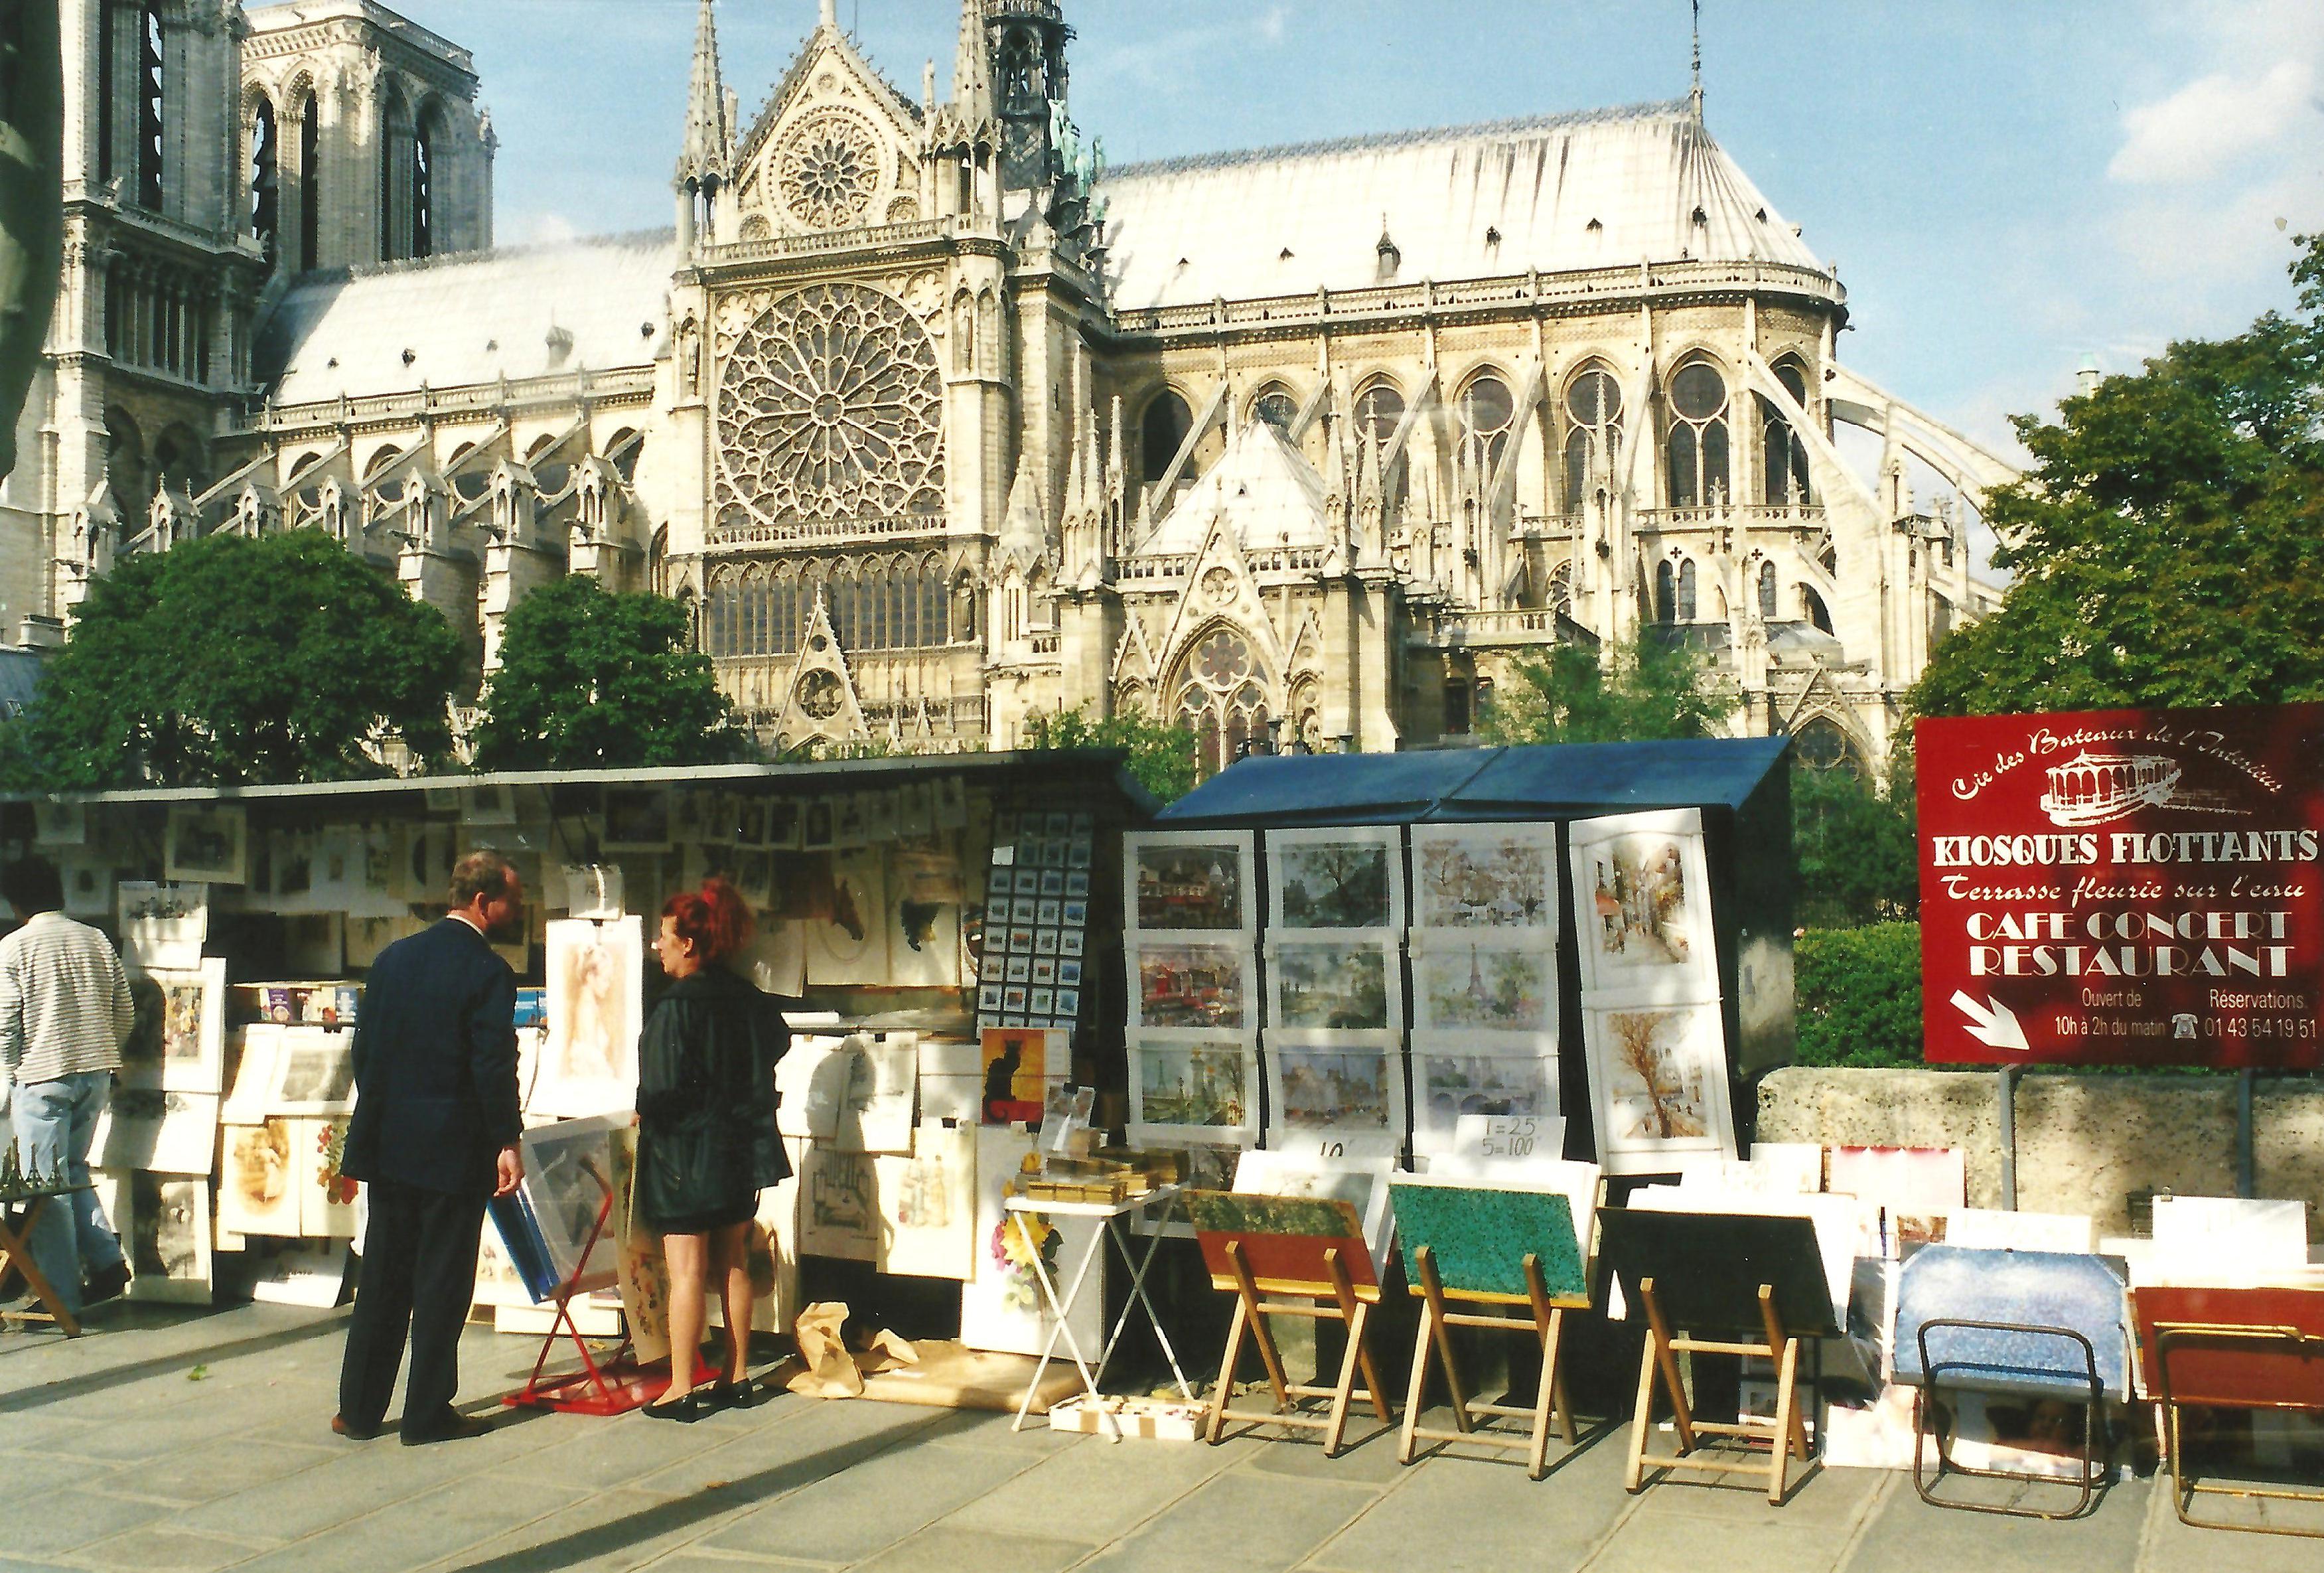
top-left (662, 1232), bottom-right (708, 1398)
top-left (715, 1221), bottom-right (755, 1384)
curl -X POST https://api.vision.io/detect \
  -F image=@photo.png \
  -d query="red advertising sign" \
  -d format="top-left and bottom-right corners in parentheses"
top-left (1917, 704), bottom-right (2324, 1067)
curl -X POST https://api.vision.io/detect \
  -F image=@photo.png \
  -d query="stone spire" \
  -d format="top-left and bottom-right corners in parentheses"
top-left (677, 0), bottom-right (729, 188)
top-left (952, 0), bottom-right (993, 124)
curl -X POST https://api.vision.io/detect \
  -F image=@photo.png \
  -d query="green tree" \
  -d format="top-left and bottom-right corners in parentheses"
top-left (1024, 705), bottom-right (1198, 804)
top-left (0, 529), bottom-right (461, 788)
top-left (1481, 628), bottom-right (1737, 745)
top-left (1792, 751), bottom-right (1919, 929)
top-left (1915, 234), bottom-right (2324, 716)
top-left (472, 576), bottom-right (754, 771)
top-left (1794, 922), bottom-right (1925, 1069)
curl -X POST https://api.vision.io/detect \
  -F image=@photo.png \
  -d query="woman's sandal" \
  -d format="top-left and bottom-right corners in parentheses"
top-left (642, 1389), bottom-right (707, 1422)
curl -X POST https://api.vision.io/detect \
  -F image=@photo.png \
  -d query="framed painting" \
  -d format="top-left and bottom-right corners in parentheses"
top-left (1264, 1041), bottom-right (1404, 1140)
top-left (538, 917), bottom-right (643, 1119)
top-left (1129, 1037), bottom-right (1259, 1138)
top-left (267, 1027), bottom-right (357, 1116)
top-left (1266, 826), bottom-right (1403, 931)
top-left (1410, 824), bottom-right (1560, 935)
top-left (1568, 809), bottom-right (1719, 1003)
top-left (164, 804), bottom-right (248, 886)
top-left (1266, 937), bottom-right (1399, 1033)
top-left (1408, 936), bottom-right (1557, 1037)
top-left (1125, 831), bottom-right (1254, 934)
top-left (1133, 940), bottom-right (1250, 1032)
top-left (1410, 1042), bottom-right (1560, 1157)
top-left (119, 957), bottom-right (227, 1094)
top-left (1582, 999), bottom-right (1739, 1175)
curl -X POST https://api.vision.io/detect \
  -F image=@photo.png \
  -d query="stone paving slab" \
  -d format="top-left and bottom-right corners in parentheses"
top-left (1, 1303), bottom-right (2304, 1573)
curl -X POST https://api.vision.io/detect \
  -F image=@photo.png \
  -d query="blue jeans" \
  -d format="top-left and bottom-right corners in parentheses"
top-left (9, 1072), bottom-right (124, 1315)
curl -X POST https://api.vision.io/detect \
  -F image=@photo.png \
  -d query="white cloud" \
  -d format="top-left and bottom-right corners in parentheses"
top-left (505, 210), bottom-right (583, 247)
top-left (2108, 58), bottom-right (2319, 185)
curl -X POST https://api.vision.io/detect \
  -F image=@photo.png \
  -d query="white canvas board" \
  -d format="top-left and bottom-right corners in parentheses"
top-left (806, 848), bottom-right (890, 986)
top-left (958, 1124), bottom-right (1105, 1357)
top-left (1410, 1042), bottom-right (1560, 1156)
top-left (267, 1027), bottom-right (356, 1116)
top-left (1266, 936), bottom-right (1402, 1034)
top-left (222, 1026), bottom-right (281, 1123)
top-left (248, 1242), bottom-right (350, 1308)
top-left (117, 882), bottom-right (206, 972)
top-left (1569, 809), bottom-right (1719, 1003)
top-left (518, 1114), bottom-right (630, 1288)
top-left (218, 1118), bottom-right (303, 1237)
top-left (164, 804), bottom-right (247, 885)
top-left (732, 918), bottom-right (807, 998)
top-left (538, 918), bottom-right (643, 1119)
top-left (119, 957), bottom-right (227, 1094)
top-left (1942, 1208), bottom-right (2099, 1254)
top-left (798, 1143), bottom-right (880, 1262)
top-left (1629, 1185), bottom-right (1870, 1327)
top-left (875, 1119), bottom-right (978, 1280)
top-left (1266, 826), bottom-right (1404, 931)
top-left (1410, 824), bottom-right (1561, 936)
top-left (94, 1088), bottom-right (219, 1175)
top-left (1824, 1146), bottom-right (1968, 1214)
top-left (2149, 1196), bottom-right (2311, 1280)
top-left (1124, 830), bottom-right (1256, 936)
top-left (1408, 936), bottom-right (1558, 1037)
top-left (1129, 1038), bottom-right (1260, 1140)
top-left (1264, 1038), bottom-right (1406, 1145)
top-left (1745, 1142), bottom-right (1829, 1196)
top-left (1581, 999), bottom-right (1737, 1175)
top-left (1231, 1149), bottom-right (1398, 1280)
top-left (834, 1035), bottom-right (918, 1155)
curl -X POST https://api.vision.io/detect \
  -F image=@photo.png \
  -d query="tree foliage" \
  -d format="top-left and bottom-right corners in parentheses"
top-left (0, 530), bottom-right (461, 788)
top-left (1794, 922), bottom-right (1926, 1069)
top-left (1793, 751), bottom-right (1919, 929)
top-left (1915, 234), bottom-right (2324, 717)
top-left (1024, 705), bottom-right (1198, 805)
top-left (472, 576), bottom-right (754, 771)
top-left (1482, 629), bottom-right (1738, 745)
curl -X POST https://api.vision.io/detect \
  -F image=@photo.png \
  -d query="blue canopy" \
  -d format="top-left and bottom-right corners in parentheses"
top-left (1155, 738), bottom-right (1790, 826)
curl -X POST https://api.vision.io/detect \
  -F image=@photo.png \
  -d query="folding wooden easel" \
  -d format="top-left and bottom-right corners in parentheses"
top-left (1187, 1191), bottom-right (1394, 1458)
top-left (0, 1185), bottom-right (92, 1338)
top-left (1400, 1246), bottom-right (1579, 1477)
top-left (1596, 1208), bottom-right (1842, 1507)
top-left (2136, 1283), bottom-right (2324, 1539)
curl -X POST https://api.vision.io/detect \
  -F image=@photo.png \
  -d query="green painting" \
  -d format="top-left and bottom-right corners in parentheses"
top-left (1390, 1182), bottom-right (1586, 1301)
top-left (1185, 1189), bottom-right (1362, 1242)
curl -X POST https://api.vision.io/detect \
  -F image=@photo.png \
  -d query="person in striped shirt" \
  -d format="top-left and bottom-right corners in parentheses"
top-left (2, 856), bottom-right (135, 1316)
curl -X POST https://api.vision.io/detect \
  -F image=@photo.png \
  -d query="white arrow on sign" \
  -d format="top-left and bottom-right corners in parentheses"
top-left (1951, 990), bottom-right (2029, 1053)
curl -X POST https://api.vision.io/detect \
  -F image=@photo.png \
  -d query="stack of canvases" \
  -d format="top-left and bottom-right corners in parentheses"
top-left (780, 1029), bottom-right (1102, 1356)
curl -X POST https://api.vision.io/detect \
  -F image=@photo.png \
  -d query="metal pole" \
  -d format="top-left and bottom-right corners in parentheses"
top-left (1997, 1065), bottom-right (2018, 1210)
top-left (2237, 1069), bottom-right (2256, 1200)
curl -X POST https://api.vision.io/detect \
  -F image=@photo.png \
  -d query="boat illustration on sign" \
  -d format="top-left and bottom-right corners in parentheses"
top-left (2038, 752), bottom-right (2182, 826)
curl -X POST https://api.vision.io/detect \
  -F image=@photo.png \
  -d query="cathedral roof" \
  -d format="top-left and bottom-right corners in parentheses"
top-left (259, 232), bottom-right (678, 404)
top-left (1098, 102), bottom-right (1820, 311)
top-left (1141, 419), bottom-right (1330, 554)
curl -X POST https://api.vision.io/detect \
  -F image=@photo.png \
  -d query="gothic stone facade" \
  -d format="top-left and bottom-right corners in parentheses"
top-left (11, 0), bottom-right (2011, 775)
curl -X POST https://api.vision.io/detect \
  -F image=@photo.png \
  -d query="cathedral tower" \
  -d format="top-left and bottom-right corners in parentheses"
top-left (986, 1), bottom-right (1069, 199)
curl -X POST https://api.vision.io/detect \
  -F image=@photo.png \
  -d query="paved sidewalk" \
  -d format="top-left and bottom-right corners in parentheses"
top-left (1, 1304), bottom-right (2315, 1573)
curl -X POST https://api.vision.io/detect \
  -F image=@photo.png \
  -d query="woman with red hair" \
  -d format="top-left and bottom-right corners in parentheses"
top-left (634, 877), bottom-right (788, 1419)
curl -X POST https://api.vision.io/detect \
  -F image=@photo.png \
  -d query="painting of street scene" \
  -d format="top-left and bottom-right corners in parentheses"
top-left (1135, 1043), bottom-right (1250, 1128)
top-left (1271, 941), bottom-right (1392, 1031)
top-left (1273, 838), bottom-right (1393, 929)
top-left (1415, 833), bottom-right (1555, 930)
top-left (1273, 1047), bottom-right (1393, 1130)
top-left (1132, 839), bottom-right (1246, 930)
top-left (1585, 834), bottom-right (1702, 974)
top-left (1416, 944), bottom-right (1554, 1033)
top-left (1598, 1007), bottom-right (1718, 1143)
top-left (1136, 942), bottom-right (1248, 1029)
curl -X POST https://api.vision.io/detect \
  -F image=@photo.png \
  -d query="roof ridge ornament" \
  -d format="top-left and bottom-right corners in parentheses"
top-left (1689, 0), bottom-right (1704, 124)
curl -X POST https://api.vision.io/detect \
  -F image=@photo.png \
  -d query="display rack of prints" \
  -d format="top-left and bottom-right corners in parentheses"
top-left (1265, 935), bottom-right (1403, 1035)
top-left (1266, 826), bottom-right (1404, 933)
top-left (1581, 999), bottom-right (1737, 1174)
top-left (1567, 809), bottom-right (1718, 1004)
top-left (1128, 1036), bottom-right (1261, 1144)
top-left (1408, 1039), bottom-right (1561, 1157)
top-left (1408, 824), bottom-right (1561, 938)
top-left (1408, 935), bottom-right (1556, 1039)
top-left (977, 811), bottom-right (1097, 1037)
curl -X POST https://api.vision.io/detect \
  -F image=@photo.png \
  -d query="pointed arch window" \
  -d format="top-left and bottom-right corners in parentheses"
top-left (1172, 627), bottom-right (1272, 782)
top-left (1654, 560), bottom-right (1676, 625)
top-left (1548, 560), bottom-right (1574, 617)
top-left (1758, 560), bottom-right (1778, 620)
top-left (1759, 360), bottom-right (1812, 506)
top-left (297, 93), bottom-right (321, 271)
top-left (1140, 390), bottom-right (1192, 488)
top-left (1352, 381), bottom-right (1410, 507)
top-left (1252, 383), bottom-right (1298, 432)
top-left (1677, 558), bottom-right (1698, 622)
top-left (137, 4), bottom-right (165, 210)
top-left (1457, 372), bottom-right (1514, 475)
top-left (1802, 583), bottom-right (1833, 635)
top-left (250, 96), bottom-right (280, 265)
top-left (411, 108), bottom-right (435, 259)
top-left (1562, 364), bottom-right (1624, 511)
top-left (1666, 359), bottom-right (1730, 508)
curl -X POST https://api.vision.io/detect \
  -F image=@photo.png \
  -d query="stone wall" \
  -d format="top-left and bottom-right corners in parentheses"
top-left (1755, 1067), bottom-right (2324, 1238)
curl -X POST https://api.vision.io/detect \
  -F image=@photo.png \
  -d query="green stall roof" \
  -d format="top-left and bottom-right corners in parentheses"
top-left (1154, 738), bottom-right (1790, 827)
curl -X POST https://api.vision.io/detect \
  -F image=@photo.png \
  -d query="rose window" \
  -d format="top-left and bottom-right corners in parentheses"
top-left (797, 670), bottom-right (845, 721)
top-left (715, 283), bottom-right (945, 530)
top-left (1173, 627), bottom-right (1272, 781)
top-left (779, 111), bottom-right (879, 231)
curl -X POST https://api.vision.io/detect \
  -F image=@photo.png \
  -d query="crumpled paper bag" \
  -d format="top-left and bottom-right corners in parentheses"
top-left (778, 1302), bottom-right (920, 1398)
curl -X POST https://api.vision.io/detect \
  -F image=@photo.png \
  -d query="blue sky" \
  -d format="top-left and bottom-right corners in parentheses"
top-left (390, 0), bottom-right (2323, 457)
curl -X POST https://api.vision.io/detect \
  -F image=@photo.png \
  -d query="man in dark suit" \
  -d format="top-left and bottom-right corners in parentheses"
top-left (336, 851), bottom-right (527, 1445)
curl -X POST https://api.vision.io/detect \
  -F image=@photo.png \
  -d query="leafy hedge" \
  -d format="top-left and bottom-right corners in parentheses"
top-left (1794, 923), bottom-right (1925, 1069)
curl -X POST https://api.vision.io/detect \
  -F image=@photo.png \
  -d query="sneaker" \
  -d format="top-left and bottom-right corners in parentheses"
top-left (80, 1261), bottom-right (129, 1308)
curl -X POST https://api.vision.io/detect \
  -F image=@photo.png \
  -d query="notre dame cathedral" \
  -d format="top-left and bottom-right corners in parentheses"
top-left (2, 0), bottom-right (2015, 777)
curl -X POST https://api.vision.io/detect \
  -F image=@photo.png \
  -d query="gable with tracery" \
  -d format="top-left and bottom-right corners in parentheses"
top-left (731, 30), bottom-right (924, 238)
